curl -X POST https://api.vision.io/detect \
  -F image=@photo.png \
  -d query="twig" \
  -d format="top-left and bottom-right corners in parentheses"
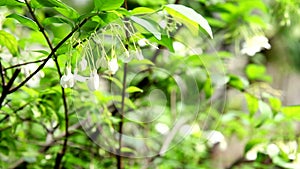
top-left (0, 61), bottom-right (5, 85)
top-left (23, 1), bottom-right (70, 168)
top-left (117, 1), bottom-right (129, 169)
top-left (4, 58), bottom-right (47, 70)
top-left (8, 11), bottom-right (93, 94)
top-left (0, 69), bottom-right (21, 108)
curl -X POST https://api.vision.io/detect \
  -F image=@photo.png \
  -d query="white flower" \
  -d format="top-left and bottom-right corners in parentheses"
top-left (79, 58), bottom-right (87, 71)
top-left (155, 123), bottom-right (169, 134)
top-left (107, 58), bottom-right (119, 75)
top-left (205, 130), bottom-right (227, 150)
top-left (241, 35), bottom-right (271, 56)
top-left (60, 65), bottom-right (75, 88)
top-left (137, 38), bottom-right (148, 47)
top-left (87, 69), bottom-right (100, 91)
top-left (266, 143), bottom-right (280, 157)
top-left (173, 41), bottom-right (186, 56)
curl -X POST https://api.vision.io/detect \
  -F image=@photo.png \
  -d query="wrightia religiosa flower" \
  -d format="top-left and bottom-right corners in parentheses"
top-left (87, 69), bottom-right (100, 91)
top-left (241, 35), bottom-right (271, 56)
top-left (107, 58), bottom-right (119, 75)
top-left (60, 65), bottom-right (75, 88)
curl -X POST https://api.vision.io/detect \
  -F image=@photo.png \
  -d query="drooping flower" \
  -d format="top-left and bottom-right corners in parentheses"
top-left (60, 65), bottom-right (75, 88)
top-left (87, 69), bottom-right (100, 91)
top-left (137, 38), bottom-right (148, 47)
top-left (241, 35), bottom-right (271, 56)
top-left (107, 58), bottom-right (119, 75)
top-left (79, 58), bottom-right (87, 71)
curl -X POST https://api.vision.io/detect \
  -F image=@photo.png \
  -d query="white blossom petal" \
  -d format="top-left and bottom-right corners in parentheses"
top-left (241, 35), bottom-right (271, 56)
top-left (107, 58), bottom-right (119, 75)
top-left (87, 70), bottom-right (100, 91)
top-left (79, 58), bottom-right (87, 71)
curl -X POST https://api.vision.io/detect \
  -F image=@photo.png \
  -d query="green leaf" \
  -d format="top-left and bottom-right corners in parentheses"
top-left (228, 75), bottom-right (249, 90)
top-left (126, 86), bottom-right (143, 93)
top-left (130, 16), bottom-right (161, 40)
top-left (31, 0), bottom-right (79, 20)
top-left (0, 30), bottom-right (18, 56)
top-left (143, 33), bottom-right (174, 52)
top-left (244, 138), bottom-right (264, 154)
top-left (164, 4), bottom-right (213, 39)
top-left (269, 97), bottom-right (281, 112)
top-left (32, 0), bottom-right (64, 7)
top-left (0, 0), bottom-right (25, 6)
top-left (102, 75), bottom-right (122, 89)
top-left (54, 6), bottom-right (80, 20)
top-left (244, 93), bottom-right (258, 117)
top-left (130, 7), bottom-right (155, 15)
top-left (7, 14), bottom-right (39, 31)
top-left (42, 16), bottom-right (73, 26)
top-left (282, 105), bottom-right (300, 121)
top-left (246, 64), bottom-right (272, 82)
top-left (129, 59), bottom-right (154, 66)
top-left (94, 0), bottom-right (124, 11)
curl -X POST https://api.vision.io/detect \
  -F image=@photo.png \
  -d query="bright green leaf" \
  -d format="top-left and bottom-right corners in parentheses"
top-left (42, 16), bottom-right (73, 26)
top-left (269, 97), bottom-right (281, 112)
top-left (7, 14), bottom-right (39, 31)
top-left (244, 138), bottom-right (264, 154)
top-left (228, 75), bottom-right (249, 90)
top-left (282, 105), bottom-right (300, 121)
top-left (32, 0), bottom-right (64, 7)
top-left (164, 4), bottom-right (213, 39)
top-left (126, 86), bottom-right (143, 93)
top-left (130, 16), bottom-right (161, 40)
top-left (244, 93), bottom-right (258, 117)
top-left (246, 64), bottom-right (272, 82)
top-left (0, 30), bottom-right (18, 56)
top-left (129, 59), bottom-right (155, 66)
top-left (0, 0), bottom-right (25, 6)
top-left (94, 0), bottom-right (124, 11)
top-left (130, 7), bottom-right (155, 15)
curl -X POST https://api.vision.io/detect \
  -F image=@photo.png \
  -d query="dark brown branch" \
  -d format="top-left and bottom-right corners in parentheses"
top-left (4, 58), bottom-right (47, 71)
top-left (8, 12), bottom-right (92, 94)
top-left (117, 1), bottom-right (129, 169)
top-left (0, 69), bottom-right (21, 108)
top-left (0, 61), bottom-right (5, 86)
top-left (23, 1), bottom-right (70, 168)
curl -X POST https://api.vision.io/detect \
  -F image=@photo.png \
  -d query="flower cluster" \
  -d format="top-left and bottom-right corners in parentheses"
top-left (60, 21), bottom-right (154, 91)
top-left (241, 35), bottom-right (271, 56)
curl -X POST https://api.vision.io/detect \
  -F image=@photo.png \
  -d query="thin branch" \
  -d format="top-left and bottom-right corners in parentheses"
top-left (117, 63), bottom-right (128, 169)
top-left (0, 69), bottom-right (21, 108)
top-left (23, 1), bottom-right (69, 168)
top-left (117, 1), bottom-right (129, 169)
top-left (8, 13), bottom-right (93, 94)
top-left (4, 58), bottom-right (47, 70)
top-left (0, 61), bottom-right (5, 86)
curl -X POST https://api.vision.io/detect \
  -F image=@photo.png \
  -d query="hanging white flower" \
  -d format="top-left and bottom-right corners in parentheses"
top-left (241, 35), bottom-right (271, 56)
top-left (137, 38), bottom-right (148, 47)
top-left (107, 58), bottom-right (119, 75)
top-left (87, 69), bottom-right (100, 91)
top-left (79, 58), bottom-right (87, 71)
top-left (60, 65), bottom-right (75, 88)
